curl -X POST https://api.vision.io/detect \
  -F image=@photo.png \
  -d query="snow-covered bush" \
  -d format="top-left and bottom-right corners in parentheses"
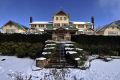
top-left (8, 72), bottom-right (32, 80)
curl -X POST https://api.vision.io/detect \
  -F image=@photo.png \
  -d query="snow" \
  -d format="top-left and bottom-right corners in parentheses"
top-left (72, 22), bottom-right (91, 24)
top-left (36, 57), bottom-right (46, 60)
top-left (45, 40), bottom-right (55, 43)
top-left (56, 41), bottom-right (74, 44)
top-left (88, 55), bottom-right (99, 61)
top-left (30, 21), bottom-right (52, 24)
top-left (65, 28), bottom-right (69, 30)
top-left (45, 44), bottom-right (56, 46)
top-left (53, 28), bottom-right (57, 30)
top-left (66, 51), bottom-right (77, 54)
top-left (38, 29), bottom-right (44, 31)
top-left (106, 57), bottom-right (113, 61)
top-left (64, 44), bottom-right (74, 47)
top-left (74, 58), bottom-right (80, 61)
top-left (78, 29), bottom-right (84, 31)
top-left (42, 52), bottom-right (51, 55)
top-left (65, 47), bottom-right (74, 50)
top-left (1, 56), bottom-right (120, 80)
top-left (0, 56), bottom-right (34, 80)
top-left (44, 47), bottom-right (55, 50)
top-left (76, 48), bottom-right (83, 51)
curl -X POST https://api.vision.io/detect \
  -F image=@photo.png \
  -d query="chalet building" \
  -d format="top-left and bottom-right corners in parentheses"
top-left (29, 10), bottom-right (94, 35)
top-left (29, 10), bottom-right (94, 41)
top-left (1, 20), bottom-right (28, 33)
top-left (96, 20), bottom-right (120, 36)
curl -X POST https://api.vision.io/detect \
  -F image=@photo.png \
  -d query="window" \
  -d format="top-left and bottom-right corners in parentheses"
top-left (39, 25), bottom-right (44, 27)
top-left (34, 25), bottom-right (36, 27)
top-left (31, 25), bottom-right (34, 27)
top-left (9, 24), bottom-right (12, 27)
top-left (56, 17), bottom-right (58, 20)
top-left (86, 25), bottom-right (92, 28)
top-left (11, 29), bottom-right (15, 33)
top-left (55, 23), bottom-right (60, 26)
top-left (60, 17), bottom-right (62, 20)
top-left (63, 24), bottom-right (67, 26)
top-left (64, 17), bottom-right (67, 20)
top-left (108, 31), bottom-right (118, 35)
top-left (78, 31), bottom-right (83, 34)
top-left (31, 28), bottom-right (35, 30)
top-left (42, 25), bottom-right (44, 27)
top-left (6, 29), bottom-right (16, 33)
top-left (112, 26), bottom-right (114, 29)
top-left (78, 25), bottom-right (84, 28)
top-left (74, 25), bottom-right (77, 27)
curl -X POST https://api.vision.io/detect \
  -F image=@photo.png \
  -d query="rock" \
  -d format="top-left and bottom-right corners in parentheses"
top-left (1, 59), bottom-right (6, 61)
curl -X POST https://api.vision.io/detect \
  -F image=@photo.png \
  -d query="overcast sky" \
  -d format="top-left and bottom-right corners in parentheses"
top-left (0, 0), bottom-right (120, 29)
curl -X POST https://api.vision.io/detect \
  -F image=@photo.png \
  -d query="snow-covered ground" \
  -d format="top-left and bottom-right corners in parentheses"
top-left (0, 56), bottom-right (120, 80)
top-left (0, 56), bottom-right (34, 80)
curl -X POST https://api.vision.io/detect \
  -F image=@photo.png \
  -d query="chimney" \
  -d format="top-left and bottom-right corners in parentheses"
top-left (30, 17), bottom-right (33, 23)
top-left (91, 16), bottom-right (94, 29)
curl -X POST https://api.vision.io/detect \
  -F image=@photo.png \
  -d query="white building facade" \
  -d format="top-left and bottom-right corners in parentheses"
top-left (29, 10), bottom-right (94, 34)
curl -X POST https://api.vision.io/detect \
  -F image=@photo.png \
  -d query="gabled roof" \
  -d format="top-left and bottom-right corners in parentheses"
top-left (1, 20), bottom-right (28, 30)
top-left (96, 20), bottom-right (120, 32)
top-left (55, 10), bottom-right (68, 16)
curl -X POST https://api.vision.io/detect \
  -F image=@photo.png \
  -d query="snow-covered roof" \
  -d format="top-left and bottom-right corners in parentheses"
top-left (72, 22), bottom-right (91, 24)
top-left (30, 21), bottom-right (52, 24)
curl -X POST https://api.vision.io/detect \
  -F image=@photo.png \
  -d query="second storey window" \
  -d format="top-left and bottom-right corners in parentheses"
top-left (64, 17), bottom-right (67, 20)
top-left (108, 31), bottom-right (118, 35)
top-left (39, 25), bottom-right (44, 27)
top-left (60, 17), bottom-right (62, 20)
top-left (56, 17), bottom-right (58, 20)
top-left (55, 23), bottom-right (60, 26)
top-left (31, 25), bottom-right (35, 27)
top-left (33, 25), bottom-right (36, 27)
top-left (78, 25), bottom-right (84, 28)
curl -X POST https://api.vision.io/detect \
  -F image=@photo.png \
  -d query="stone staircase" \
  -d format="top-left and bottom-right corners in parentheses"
top-left (45, 43), bottom-right (76, 68)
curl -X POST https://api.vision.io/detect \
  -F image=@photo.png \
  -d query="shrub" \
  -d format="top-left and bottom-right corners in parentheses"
top-left (0, 33), bottom-right (48, 59)
top-left (72, 35), bottom-right (120, 56)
